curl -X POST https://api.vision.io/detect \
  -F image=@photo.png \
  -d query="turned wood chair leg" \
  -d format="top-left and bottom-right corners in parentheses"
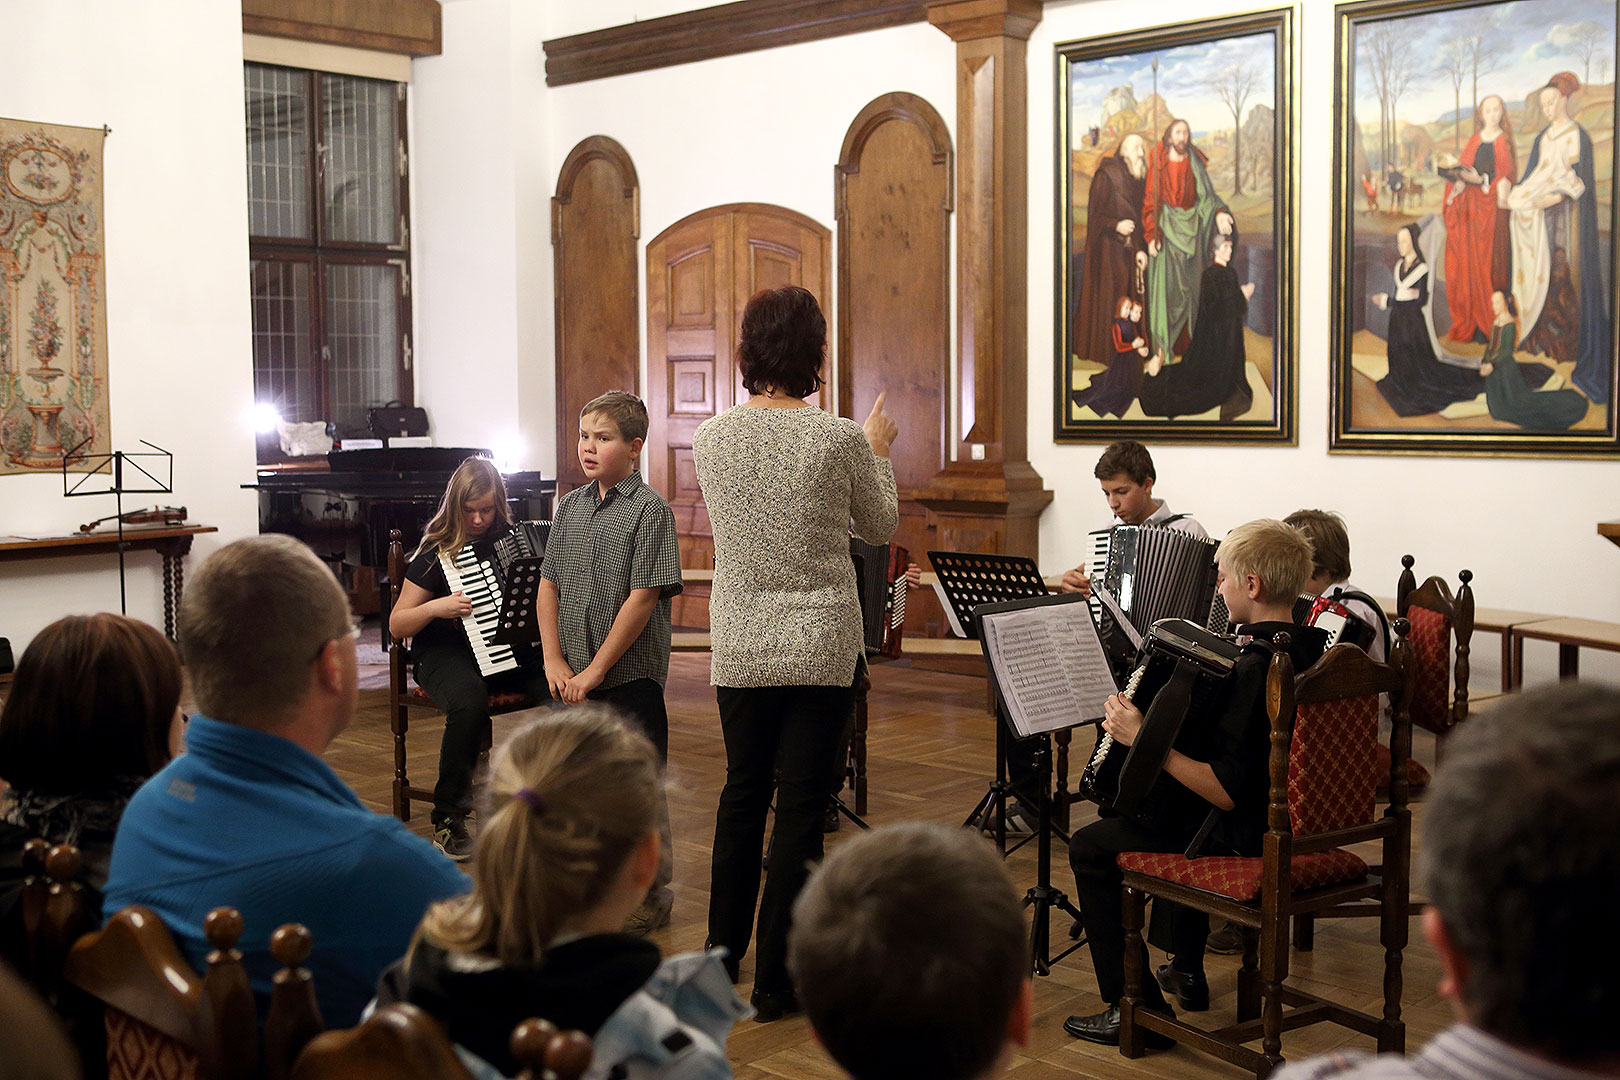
top-left (1120, 887), bottom-right (1148, 1059)
top-left (1237, 925), bottom-right (1261, 1022)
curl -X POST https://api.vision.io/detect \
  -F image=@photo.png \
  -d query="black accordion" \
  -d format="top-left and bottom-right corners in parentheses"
top-left (851, 538), bottom-right (907, 658)
top-left (1078, 618), bottom-right (1244, 830)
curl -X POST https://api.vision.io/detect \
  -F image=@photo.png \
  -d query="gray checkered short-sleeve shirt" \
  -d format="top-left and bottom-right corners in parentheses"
top-left (540, 471), bottom-right (683, 688)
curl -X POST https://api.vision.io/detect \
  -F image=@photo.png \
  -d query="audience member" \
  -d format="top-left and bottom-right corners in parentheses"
top-left (1275, 682), bottom-right (1620, 1079)
top-left (376, 704), bottom-right (744, 1078)
top-left (104, 535), bottom-right (466, 1026)
top-left (789, 822), bottom-right (1030, 1080)
top-left (0, 614), bottom-right (182, 961)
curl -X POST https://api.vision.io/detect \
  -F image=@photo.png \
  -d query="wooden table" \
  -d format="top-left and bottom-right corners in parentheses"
top-left (1601, 521), bottom-right (1620, 549)
top-left (0, 524), bottom-right (217, 639)
top-left (1508, 617), bottom-right (1620, 689)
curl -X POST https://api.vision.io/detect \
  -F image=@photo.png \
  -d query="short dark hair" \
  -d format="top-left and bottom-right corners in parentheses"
top-left (1423, 682), bottom-right (1620, 1059)
top-left (788, 823), bottom-right (1025, 1080)
top-left (1094, 440), bottom-right (1155, 484)
top-left (581, 390), bottom-right (649, 444)
top-left (1284, 509), bottom-right (1352, 583)
top-left (736, 285), bottom-right (826, 400)
top-left (0, 614), bottom-right (178, 794)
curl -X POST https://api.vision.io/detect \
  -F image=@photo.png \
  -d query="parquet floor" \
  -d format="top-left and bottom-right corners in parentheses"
top-left (330, 649), bottom-right (1451, 1080)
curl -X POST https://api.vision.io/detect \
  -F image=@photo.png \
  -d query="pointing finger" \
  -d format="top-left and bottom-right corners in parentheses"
top-left (868, 392), bottom-right (887, 417)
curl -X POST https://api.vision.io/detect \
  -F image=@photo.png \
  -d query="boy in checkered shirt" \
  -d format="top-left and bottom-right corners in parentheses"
top-left (539, 390), bottom-right (683, 933)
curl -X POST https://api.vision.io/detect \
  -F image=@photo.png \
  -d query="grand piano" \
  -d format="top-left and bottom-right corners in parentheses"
top-left (246, 447), bottom-right (555, 614)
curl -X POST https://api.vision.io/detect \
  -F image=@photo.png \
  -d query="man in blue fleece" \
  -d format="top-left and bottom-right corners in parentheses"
top-left (105, 535), bottom-right (467, 1026)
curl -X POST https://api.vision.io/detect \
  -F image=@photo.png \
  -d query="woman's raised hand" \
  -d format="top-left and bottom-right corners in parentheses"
top-left (864, 392), bottom-right (898, 457)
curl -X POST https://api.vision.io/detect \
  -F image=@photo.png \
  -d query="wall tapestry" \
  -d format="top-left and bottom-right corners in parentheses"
top-left (1331, 0), bottom-right (1619, 456)
top-left (0, 118), bottom-right (108, 474)
top-left (1056, 8), bottom-right (1297, 444)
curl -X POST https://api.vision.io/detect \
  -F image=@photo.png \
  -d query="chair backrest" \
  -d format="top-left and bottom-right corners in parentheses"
top-left (1396, 555), bottom-right (1475, 734)
top-left (290, 1003), bottom-right (474, 1080)
top-left (1269, 623), bottom-right (1413, 840)
top-left (63, 905), bottom-right (259, 1080)
top-left (19, 839), bottom-right (91, 1004)
top-left (265, 924), bottom-right (324, 1080)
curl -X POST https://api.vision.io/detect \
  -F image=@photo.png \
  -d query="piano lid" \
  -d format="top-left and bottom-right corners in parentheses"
top-left (325, 446), bottom-right (493, 474)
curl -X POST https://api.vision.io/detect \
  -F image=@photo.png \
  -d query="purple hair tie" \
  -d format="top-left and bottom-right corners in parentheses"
top-left (514, 787), bottom-right (548, 815)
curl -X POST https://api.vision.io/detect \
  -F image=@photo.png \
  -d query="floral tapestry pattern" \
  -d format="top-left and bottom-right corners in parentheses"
top-left (0, 119), bottom-right (108, 474)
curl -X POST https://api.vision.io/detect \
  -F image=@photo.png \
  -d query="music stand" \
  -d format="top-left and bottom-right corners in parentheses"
top-left (61, 438), bottom-right (174, 614)
top-left (927, 551), bottom-right (1050, 856)
top-left (974, 591), bottom-right (1096, 976)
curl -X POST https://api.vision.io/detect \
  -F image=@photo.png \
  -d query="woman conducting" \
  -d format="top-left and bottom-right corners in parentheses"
top-left (694, 285), bottom-right (898, 1022)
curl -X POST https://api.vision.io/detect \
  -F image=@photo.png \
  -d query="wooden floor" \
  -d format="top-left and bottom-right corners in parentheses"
top-left (330, 649), bottom-right (1451, 1080)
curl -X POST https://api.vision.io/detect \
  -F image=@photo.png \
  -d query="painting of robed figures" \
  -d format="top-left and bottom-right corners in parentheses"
top-left (1331, 0), bottom-right (1620, 456)
top-left (1056, 9), bottom-right (1297, 444)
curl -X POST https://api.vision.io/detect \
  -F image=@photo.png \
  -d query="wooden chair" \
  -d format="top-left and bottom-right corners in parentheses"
top-left (289, 1007), bottom-right (592, 1080)
top-left (386, 529), bottom-right (535, 821)
top-left (1115, 629), bottom-right (1415, 1079)
top-left (1385, 555), bottom-right (1475, 792)
top-left (64, 905), bottom-right (259, 1080)
top-left (18, 839), bottom-right (91, 1004)
top-left (265, 924), bottom-right (324, 1080)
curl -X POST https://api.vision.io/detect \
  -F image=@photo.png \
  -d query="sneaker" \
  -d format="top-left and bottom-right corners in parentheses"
top-left (1206, 921), bottom-right (1245, 955)
top-left (623, 891), bottom-right (674, 936)
top-left (433, 816), bottom-right (475, 862)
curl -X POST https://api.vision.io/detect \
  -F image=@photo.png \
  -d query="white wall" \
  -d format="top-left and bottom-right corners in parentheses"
top-left (406, 0), bottom-right (1619, 686)
top-left (0, 0), bottom-right (257, 652)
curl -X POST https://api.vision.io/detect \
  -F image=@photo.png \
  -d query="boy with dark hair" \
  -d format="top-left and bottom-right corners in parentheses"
top-left (1284, 509), bottom-right (1387, 664)
top-left (789, 822), bottom-right (1031, 1080)
top-left (539, 390), bottom-right (684, 933)
top-left (1064, 519), bottom-right (1327, 1046)
top-left (1275, 682), bottom-right (1620, 1080)
top-left (1058, 439), bottom-right (1207, 596)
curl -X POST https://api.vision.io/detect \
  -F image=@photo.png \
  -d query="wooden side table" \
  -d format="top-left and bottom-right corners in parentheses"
top-left (1508, 617), bottom-right (1620, 690)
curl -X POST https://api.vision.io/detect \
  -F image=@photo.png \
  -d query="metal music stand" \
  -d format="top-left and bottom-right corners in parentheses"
top-left (927, 551), bottom-right (1050, 857)
top-left (61, 438), bottom-right (174, 614)
top-left (973, 592), bottom-right (1095, 976)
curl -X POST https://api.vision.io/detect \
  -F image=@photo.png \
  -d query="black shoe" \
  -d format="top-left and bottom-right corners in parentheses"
top-left (824, 802), bottom-right (841, 832)
top-left (1155, 963), bottom-right (1210, 1011)
top-left (750, 988), bottom-right (800, 1023)
top-left (1206, 921), bottom-right (1244, 955)
top-left (432, 815), bottom-right (475, 862)
top-left (1062, 1004), bottom-right (1175, 1049)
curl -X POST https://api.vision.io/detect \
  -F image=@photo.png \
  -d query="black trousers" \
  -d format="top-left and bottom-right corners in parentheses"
top-left (1068, 814), bottom-right (1213, 1006)
top-left (412, 645), bottom-right (551, 823)
top-left (708, 680), bottom-right (854, 995)
top-left (589, 677), bottom-right (674, 902)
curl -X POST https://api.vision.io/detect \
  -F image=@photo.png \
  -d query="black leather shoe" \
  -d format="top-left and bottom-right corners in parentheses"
top-left (750, 988), bottom-right (801, 1023)
top-left (1062, 1004), bottom-right (1175, 1049)
top-left (1155, 963), bottom-right (1210, 1011)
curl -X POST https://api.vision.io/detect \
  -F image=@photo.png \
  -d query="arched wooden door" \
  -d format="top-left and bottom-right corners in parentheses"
top-left (645, 203), bottom-right (831, 628)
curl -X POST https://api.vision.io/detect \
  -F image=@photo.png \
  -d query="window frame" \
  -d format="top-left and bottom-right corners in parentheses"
top-left (246, 62), bottom-right (414, 457)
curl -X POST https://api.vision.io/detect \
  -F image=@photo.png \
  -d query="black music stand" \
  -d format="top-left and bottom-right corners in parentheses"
top-left (927, 551), bottom-right (1050, 857)
top-left (974, 592), bottom-right (1098, 976)
top-left (61, 438), bottom-right (174, 614)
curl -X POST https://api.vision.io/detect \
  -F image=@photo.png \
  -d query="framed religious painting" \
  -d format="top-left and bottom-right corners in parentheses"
top-left (1055, 8), bottom-right (1298, 444)
top-left (1331, 0), bottom-right (1620, 456)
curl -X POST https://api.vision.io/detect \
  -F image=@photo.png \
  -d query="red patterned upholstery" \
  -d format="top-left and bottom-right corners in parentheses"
top-left (1374, 743), bottom-right (1431, 792)
top-left (408, 685), bottom-right (533, 711)
top-left (1288, 695), bottom-right (1378, 836)
top-left (1405, 605), bottom-right (1451, 734)
top-left (105, 1010), bottom-right (197, 1080)
top-left (1118, 849), bottom-right (1369, 902)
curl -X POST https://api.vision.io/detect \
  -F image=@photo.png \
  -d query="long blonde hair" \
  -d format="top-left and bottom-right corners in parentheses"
top-left (413, 457), bottom-right (512, 559)
top-left (416, 705), bottom-right (659, 965)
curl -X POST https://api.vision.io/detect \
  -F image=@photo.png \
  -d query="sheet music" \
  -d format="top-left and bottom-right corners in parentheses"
top-left (980, 602), bottom-right (1118, 737)
top-left (932, 582), bottom-right (970, 638)
top-left (1092, 580), bottom-right (1142, 651)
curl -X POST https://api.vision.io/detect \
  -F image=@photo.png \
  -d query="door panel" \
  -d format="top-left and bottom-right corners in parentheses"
top-left (646, 204), bottom-right (831, 628)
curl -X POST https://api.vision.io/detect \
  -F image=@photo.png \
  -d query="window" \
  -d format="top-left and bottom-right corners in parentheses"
top-left (244, 63), bottom-right (411, 455)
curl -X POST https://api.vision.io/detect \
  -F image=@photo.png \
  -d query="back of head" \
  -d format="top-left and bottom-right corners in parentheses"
top-left (419, 704), bottom-right (659, 965)
top-left (736, 285), bottom-right (826, 400)
top-left (1283, 509), bottom-right (1352, 583)
top-left (1424, 682), bottom-right (1620, 1059)
top-left (179, 535), bottom-right (351, 728)
top-left (789, 823), bottom-right (1025, 1080)
top-left (1217, 518), bottom-right (1312, 604)
top-left (0, 614), bottom-right (179, 795)
top-left (1094, 440), bottom-right (1154, 484)
top-left (582, 390), bottom-right (649, 444)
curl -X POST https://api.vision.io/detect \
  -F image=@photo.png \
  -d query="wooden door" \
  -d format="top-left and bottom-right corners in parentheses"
top-left (645, 203), bottom-right (831, 628)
